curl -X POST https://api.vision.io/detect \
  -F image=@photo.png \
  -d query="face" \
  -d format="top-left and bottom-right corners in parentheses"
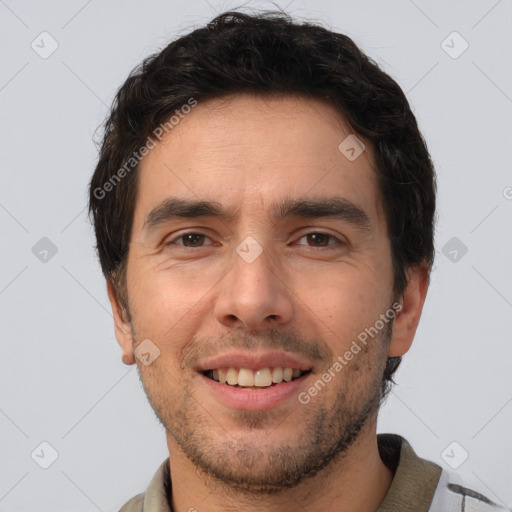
top-left (110, 93), bottom-right (420, 493)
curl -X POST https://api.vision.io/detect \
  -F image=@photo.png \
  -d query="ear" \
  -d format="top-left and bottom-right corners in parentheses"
top-left (388, 261), bottom-right (430, 357)
top-left (107, 278), bottom-right (135, 365)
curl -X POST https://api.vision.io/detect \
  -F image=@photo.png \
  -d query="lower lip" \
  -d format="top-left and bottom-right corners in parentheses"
top-left (199, 373), bottom-right (310, 411)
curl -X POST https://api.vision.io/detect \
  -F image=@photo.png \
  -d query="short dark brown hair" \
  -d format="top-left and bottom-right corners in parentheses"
top-left (88, 10), bottom-right (436, 403)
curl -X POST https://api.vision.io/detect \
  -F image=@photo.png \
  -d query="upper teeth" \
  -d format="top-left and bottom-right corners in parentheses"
top-left (209, 367), bottom-right (303, 387)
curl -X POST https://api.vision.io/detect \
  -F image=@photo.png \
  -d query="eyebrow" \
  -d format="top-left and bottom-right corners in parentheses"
top-left (142, 196), bottom-right (372, 233)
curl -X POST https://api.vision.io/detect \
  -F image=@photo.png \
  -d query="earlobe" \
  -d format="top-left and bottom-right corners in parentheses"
top-left (388, 262), bottom-right (430, 357)
top-left (106, 278), bottom-right (136, 365)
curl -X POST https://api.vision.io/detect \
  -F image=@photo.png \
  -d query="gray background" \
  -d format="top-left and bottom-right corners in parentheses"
top-left (1, 0), bottom-right (511, 510)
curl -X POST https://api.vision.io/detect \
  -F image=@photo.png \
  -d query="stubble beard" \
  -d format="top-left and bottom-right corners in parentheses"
top-left (134, 323), bottom-right (391, 495)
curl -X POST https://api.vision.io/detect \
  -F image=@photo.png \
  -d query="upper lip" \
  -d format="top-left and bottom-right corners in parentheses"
top-left (195, 351), bottom-right (314, 372)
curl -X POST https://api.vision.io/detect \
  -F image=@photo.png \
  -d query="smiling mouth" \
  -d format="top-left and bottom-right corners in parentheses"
top-left (202, 367), bottom-right (311, 388)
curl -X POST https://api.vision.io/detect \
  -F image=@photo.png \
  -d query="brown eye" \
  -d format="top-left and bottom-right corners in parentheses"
top-left (181, 233), bottom-right (206, 247)
top-left (296, 232), bottom-right (342, 248)
top-left (166, 232), bottom-right (213, 248)
top-left (306, 233), bottom-right (330, 246)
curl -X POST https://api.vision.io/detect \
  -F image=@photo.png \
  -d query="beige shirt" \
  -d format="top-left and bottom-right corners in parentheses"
top-left (118, 433), bottom-right (509, 512)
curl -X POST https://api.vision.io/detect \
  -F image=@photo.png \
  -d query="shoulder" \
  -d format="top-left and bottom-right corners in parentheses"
top-left (377, 434), bottom-right (510, 512)
top-left (430, 470), bottom-right (511, 512)
top-left (117, 457), bottom-right (171, 512)
top-left (118, 492), bottom-right (144, 512)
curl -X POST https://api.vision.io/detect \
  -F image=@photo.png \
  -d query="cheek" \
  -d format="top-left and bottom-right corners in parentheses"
top-left (127, 269), bottom-right (206, 356)
top-left (130, 262), bottom-right (206, 311)
top-left (295, 263), bottom-right (391, 351)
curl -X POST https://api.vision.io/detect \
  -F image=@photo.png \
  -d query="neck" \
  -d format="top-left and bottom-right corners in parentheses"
top-left (166, 420), bottom-right (393, 512)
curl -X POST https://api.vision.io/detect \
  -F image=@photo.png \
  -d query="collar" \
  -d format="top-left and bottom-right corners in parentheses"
top-left (376, 433), bottom-right (442, 512)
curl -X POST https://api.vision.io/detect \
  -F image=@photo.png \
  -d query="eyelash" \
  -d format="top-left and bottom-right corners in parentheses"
top-left (165, 231), bottom-right (344, 249)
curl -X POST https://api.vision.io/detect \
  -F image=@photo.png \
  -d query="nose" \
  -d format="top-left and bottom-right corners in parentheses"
top-left (213, 243), bottom-right (294, 332)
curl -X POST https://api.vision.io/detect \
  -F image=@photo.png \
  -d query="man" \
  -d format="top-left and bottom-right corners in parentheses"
top-left (88, 10), bottom-right (509, 512)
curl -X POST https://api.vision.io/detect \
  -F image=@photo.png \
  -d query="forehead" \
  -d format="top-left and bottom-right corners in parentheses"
top-left (133, 93), bottom-right (384, 231)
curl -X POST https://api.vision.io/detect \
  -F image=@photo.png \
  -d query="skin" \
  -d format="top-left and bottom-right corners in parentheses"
top-left (107, 93), bottom-right (430, 512)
